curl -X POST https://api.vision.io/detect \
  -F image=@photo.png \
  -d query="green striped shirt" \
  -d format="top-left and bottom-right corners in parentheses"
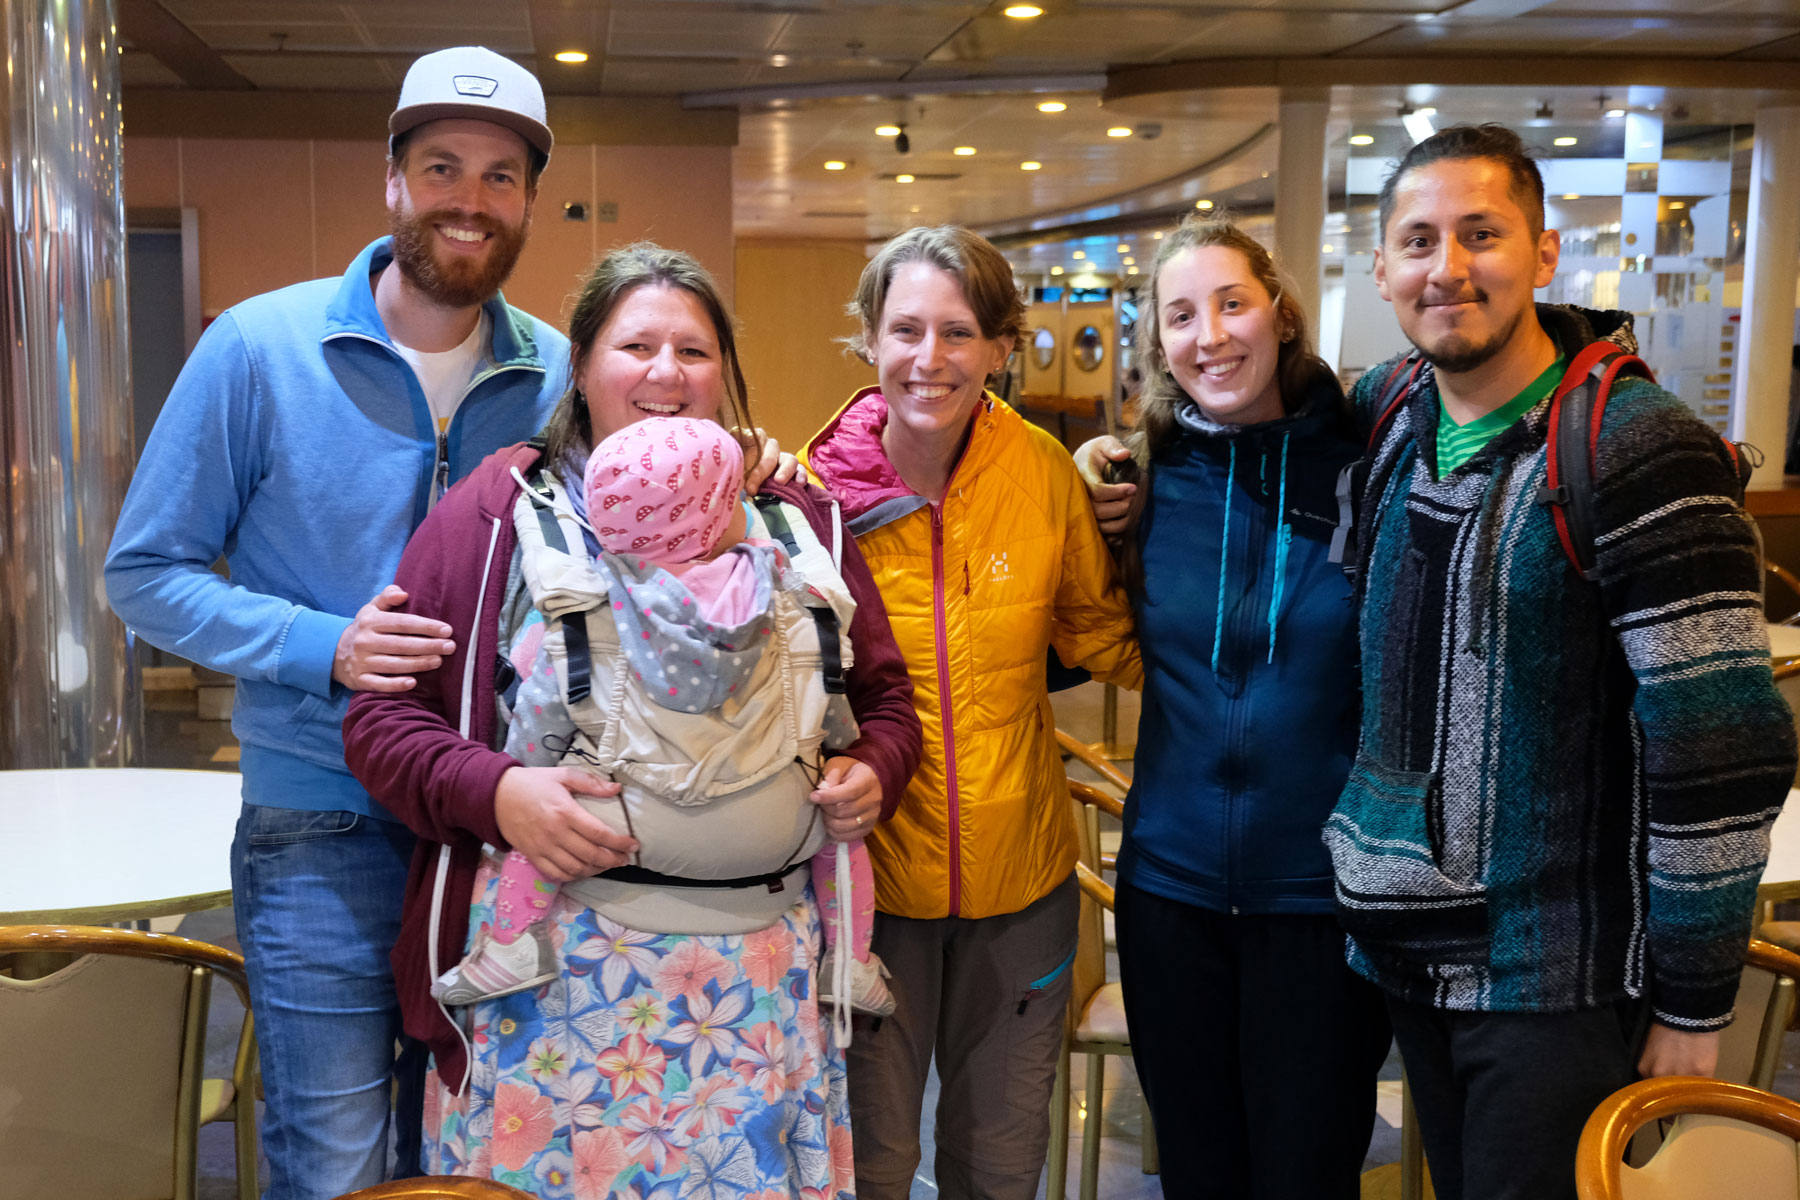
top-left (1437, 354), bottom-right (1566, 476)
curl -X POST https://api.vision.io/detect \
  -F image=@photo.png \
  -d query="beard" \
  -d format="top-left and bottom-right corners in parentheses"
top-left (387, 205), bottom-right (528, 308)
top-left (1408, 294), bottom-right (1524, 376)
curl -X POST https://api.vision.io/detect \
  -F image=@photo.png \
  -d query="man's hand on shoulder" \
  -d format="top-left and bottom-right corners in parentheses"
top-left (1074, 435), bottom-right (1136, 539)
top-left (1638, 1024), bottom-right (1719, 1078)
top-left (332, 584), bottom-right (457, 692)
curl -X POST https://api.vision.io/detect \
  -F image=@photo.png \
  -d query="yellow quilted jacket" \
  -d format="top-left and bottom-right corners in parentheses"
top-left (804, 387), bottom-right (1140, 919)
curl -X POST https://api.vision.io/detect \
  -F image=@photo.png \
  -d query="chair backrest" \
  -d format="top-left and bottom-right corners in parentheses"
top-left (1067, 788), bottom-right (1108, 1032)
top-left (335, 1178), bottom-right (537, 1199)
top-left (1578, 1077), bottom-right (1800, 1200)
top-left (0, 925), bottom-right (249, 1200)
top-left (1717, 940), bottom-right (1800, 1091)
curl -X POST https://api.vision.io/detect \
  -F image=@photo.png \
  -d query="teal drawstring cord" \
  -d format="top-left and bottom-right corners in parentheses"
top-left (1267, 432), bottom-right (1292, 663)
top-left (1210, 441), bottom-right (1236, 675)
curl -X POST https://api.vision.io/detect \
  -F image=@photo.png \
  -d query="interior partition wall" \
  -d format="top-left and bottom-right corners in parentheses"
top-left (0, 0), bottom-right (140, 768)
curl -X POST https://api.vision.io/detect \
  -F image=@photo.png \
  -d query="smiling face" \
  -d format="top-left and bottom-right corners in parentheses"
top-left (385, 118), bottom-right (535, 308)
top-left (871, 261), bottom-right (1014, 456)
top-left (1155, 244), bottom-right (1287, 426)
top-left (579, 284), bottom-right (727, 441)
top-left (1375, 156), bottom-right (1559, 376)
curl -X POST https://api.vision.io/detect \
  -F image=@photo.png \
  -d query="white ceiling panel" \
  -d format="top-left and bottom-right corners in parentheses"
top-left (222, 52), bottom-right (409, 89)
top-left (601, 58), bottom-right (759, 95)
top-left (607, 9), bottom-right (793, 59)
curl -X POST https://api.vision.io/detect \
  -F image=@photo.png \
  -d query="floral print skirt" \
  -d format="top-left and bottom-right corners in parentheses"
top-left (423, 854), bottom-right (855, 1199)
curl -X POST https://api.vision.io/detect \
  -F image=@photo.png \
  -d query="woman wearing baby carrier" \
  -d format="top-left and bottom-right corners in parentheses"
top-left (343, 242), bottom-right (921, 1195)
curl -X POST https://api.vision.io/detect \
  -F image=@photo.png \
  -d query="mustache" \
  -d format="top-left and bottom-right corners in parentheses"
top-left (414, 209), bottom-right (501, 236)
top-left (1416, 287), bottom-right (1489, 308)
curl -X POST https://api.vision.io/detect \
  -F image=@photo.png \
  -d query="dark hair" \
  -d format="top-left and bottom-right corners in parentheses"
top-left (844, 224), bottom-right (1026, 361)
top-left (388, 127), bottom-right (548, 189)
top-left (1113, 214), bottom-right (1341, 595)
top-left (1377, 123), bottom-right (1545, 241)
top-left (540, 243), bottom-right (755, 472)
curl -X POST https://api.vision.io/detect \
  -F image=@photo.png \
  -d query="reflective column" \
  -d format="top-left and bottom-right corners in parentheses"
top-left (0, 0), bottom-right (139, 767)
top-left (1732, 104), bottom-right (1800, 488)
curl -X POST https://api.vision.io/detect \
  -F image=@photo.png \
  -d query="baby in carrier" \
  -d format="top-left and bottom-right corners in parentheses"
top-left (433, 416), bottom-right (894, 1027)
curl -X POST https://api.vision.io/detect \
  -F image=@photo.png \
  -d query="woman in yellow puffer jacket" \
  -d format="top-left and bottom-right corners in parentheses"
top-left (804, 224), bottom-right (1140, 1200)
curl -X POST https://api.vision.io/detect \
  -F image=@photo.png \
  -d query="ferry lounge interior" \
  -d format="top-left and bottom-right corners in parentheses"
top-left (4, 1), bottom-right (1800, 1198)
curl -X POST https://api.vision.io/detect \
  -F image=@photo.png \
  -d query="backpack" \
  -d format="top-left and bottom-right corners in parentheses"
top-left (1351, 344), bottom-right (1756, 582)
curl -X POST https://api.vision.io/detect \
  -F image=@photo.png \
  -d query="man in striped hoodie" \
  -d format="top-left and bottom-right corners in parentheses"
top-left (1325, 123), bottom-right (1795, 1200)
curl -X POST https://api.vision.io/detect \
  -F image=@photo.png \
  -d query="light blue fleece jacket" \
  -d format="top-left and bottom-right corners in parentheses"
top-left (105, 237), bottom-right (569, 818)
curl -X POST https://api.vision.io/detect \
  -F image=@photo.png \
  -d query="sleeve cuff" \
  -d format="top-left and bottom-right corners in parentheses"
top-left (277, 607), bottom-right (353, 698)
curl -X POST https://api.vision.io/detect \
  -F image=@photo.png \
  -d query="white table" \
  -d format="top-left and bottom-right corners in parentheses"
top-left (1769, 624), bottom-right (1800, 660)
top-left (0, 768), bottom-right (241, 925)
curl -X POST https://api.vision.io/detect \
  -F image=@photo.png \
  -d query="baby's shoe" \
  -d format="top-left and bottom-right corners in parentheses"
top-left (431, 921), bottom-right (556, 1006)
top-left (820, 952), bottom-right (897, 1017)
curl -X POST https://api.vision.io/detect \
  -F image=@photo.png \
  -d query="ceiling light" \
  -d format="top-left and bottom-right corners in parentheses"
top-left (1050, 265), bottom-right (1064, 275)
top-left (1116, 243), bottom-right (1129, 253)
top-left (1195, 199), bottom-right (1214, 210)
top-left (1037, 100), bottom-right (1067, 113)
top-left (1107, 126), bottom-right (1133, 138)
top-left (1127, 266), bottom-right (1139, 275)
top-left (1021, 160), bottom-right (1042, 171)
top-left (911, 206), bottom-right (921, 213)
top-left (1415, 107), bottom-right (1437, 117)
top-left (875, 124), bottom-right (902, 137)
top-left (1073, 250), bottom-right (1086, 259)
top-left (553, 50), bottom-right (589, 64)
top-left (1004, 3), bottom-right (1044, 17)
top-left (953, 146), bottom-right (977, 156)
top-left (768, 54), bottom-right (790, 67)
top-left (1349, 134), bottom-right (1374, 146)
top-left (824, 160), bottom-right (847, 171)
top-left (1152, 230), bottom-right (1164, 239)
top-left (1322, 243), bottom-right (1334, 253)
top-left (1562, 193), bottom-right (1581, 200)
top-left (1122, 256), bottom-right (1135, 265)
top-left (1605, 108), bottom-right (1625, 119)
top-left (1668, 200), bottom-right (1686, 209)
top-left (1554, 136), bottom-right (1578, 147)
top-left (895, 173), bottom-right (915, 183)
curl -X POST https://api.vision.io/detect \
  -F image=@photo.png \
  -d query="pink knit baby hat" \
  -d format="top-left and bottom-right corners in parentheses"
top-left (585, 417), bottom-right (744, 564)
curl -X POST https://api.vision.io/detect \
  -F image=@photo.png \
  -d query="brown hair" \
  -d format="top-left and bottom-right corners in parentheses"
top-left (844, 224), bottom-right (1026, 363)
top-left (1377, 122), bottom-right (1545, 240)
top-left (540, 243), bottom-right (755, 472)
top-left (1113, 214), bottom-right (1340, 594)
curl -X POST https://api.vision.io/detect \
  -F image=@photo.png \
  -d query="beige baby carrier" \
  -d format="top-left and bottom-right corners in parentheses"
top-left (511, 464), bottom-right (858, 935)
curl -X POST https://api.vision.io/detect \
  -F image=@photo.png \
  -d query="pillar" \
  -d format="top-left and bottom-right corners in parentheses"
top-left (1731, 104), bottom-right (1800, 489)
top-left (0, 0), bottom-right (140, 767)
top-left (1275, 86), bottom-right (1330, 332)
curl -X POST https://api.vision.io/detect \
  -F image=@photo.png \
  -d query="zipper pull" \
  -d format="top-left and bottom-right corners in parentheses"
top-left (963, 560), bottom-right (970, 596)
top-left (435, 430), bottom-right (450, 496)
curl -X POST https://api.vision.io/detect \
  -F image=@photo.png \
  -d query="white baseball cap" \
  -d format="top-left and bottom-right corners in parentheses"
top-left (389, 46), bottom-right (553, 165)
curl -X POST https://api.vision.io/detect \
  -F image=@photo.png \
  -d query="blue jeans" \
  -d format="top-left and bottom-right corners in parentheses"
top-left (231, 804), bottom-right (418, 1200)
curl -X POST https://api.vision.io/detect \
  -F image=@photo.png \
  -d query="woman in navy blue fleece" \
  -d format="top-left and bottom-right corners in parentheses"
top-left (1079, 217), bottom-right (1390, 1199)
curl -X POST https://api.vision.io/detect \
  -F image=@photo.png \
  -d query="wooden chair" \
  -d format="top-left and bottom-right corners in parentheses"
top-left (336, 1180), bottom-right (536, 1199)
top-left (0, 924), bottom-right (259, 1200)
top-left (1576, 1077), bottom-right (1800, 1199)
top-left (1045, 750), bottom-right (1158, 1200)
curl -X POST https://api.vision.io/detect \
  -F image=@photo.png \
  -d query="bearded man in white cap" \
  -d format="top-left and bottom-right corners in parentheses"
top-left (105, 47), bottom-right (633, 1198)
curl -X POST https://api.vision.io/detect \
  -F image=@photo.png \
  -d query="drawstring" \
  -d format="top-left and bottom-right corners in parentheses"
top-left (1210, 440), bottom-right (1237, 675)
top-left (1267, 432), bottom-right (1292, 664)
top-left (832, 842), bottom-right (853, 1048)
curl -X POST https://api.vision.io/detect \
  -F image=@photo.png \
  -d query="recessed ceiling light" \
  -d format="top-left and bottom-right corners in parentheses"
top-left (953, 146), bottom-right (977, 156)
top-left (1196, 199), bottom-right (1214, 210)
top-left (1605, 108), bottom-right (1625, 119)
top-left (1021, 160), bottom-right (1042, 171)
top-left (1122, 256), bottom-right (1135, 265)
top-left (895, 173), bottom-right (915, 183)
top-left (1322, 243), bottom-right (1335, 253)
top-left (1349, 134), bottom-right (1374, 146)
top-left (1415, 107), bottom-right (1437, 117)
top-left (1127, 266), bottom-right (1139, 275)
top-left (911, 206), bottom-right (921, 213)
top-left (875, 124), bottom-right (902, 137)
top-left (1004, 4), bottom-right (1044, 17)
top-left (1037, 101), bottom-right (1067, 113)
top-left (1152, 230), bottom-right (1164, 239)
top-left (1050, 265), bottom-right (1064, 275)
top-left (768, 54), bottom-right (790, 67)
top-left (1668, 200), bottom-right (1687, 209)
top-left (1107, 127), bottom-right (1132, 138)
top-left (1554, 136), bottom-right (1578, 146)
top-left (1073, 251), bottom-right (1086, 259)
top-left (554, 50), bottom-right (589, 64)
top-left (1562, 192), bottom-right (1580, 200)
top-left (1116, 243), bottom-right (1129, 252)
top-left (824, 160), bottom-right (847, 171)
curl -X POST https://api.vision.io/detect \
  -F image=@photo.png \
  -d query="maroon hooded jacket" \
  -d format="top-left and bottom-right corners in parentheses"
top-left (343, 440), bottom-right (921, 1089)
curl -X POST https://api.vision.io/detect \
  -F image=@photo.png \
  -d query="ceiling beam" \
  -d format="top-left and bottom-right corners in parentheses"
top-left (118, 0), bottom-right (254, 91)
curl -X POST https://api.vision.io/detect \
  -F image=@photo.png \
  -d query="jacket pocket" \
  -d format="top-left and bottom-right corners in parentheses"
top-left (1322, 756), bottom-right (1488, 965)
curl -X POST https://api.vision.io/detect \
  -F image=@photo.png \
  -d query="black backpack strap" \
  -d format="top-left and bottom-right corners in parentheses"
top-left (1367, 353), bottom-right (1423, 453)
top-left (1536, 343), bottom-right (1654, 581)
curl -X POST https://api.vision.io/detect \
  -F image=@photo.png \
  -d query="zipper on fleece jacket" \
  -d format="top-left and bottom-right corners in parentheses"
top-left (932, 503), bottom-right (964, 917)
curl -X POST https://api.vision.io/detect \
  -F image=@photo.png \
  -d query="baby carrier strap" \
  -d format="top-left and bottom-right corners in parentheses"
top-left (514, 461), bottom-right (600, 704)
top-left (752, 493), bottom-right (851, 694)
